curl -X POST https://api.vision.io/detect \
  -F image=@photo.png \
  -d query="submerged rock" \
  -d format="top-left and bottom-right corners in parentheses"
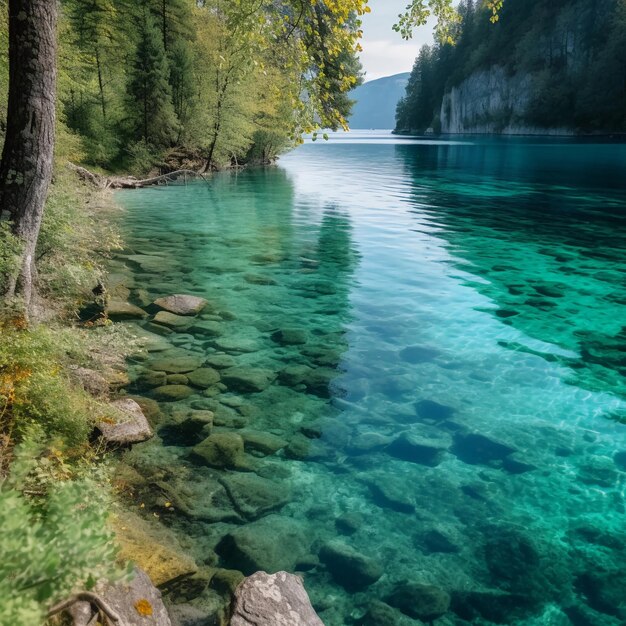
top-left (271, 328), bottom-right (308, 345)
top-left (222, 367), bottom-right (276, 393)
top-left (137, 370), bottom-right (168, 389)
top-left (220, 472), bottom-right (290, 520)
top-left (106, 300), bottom-right (148, 321)
top-left (367, 476), bottom-right (416, 513)
top-left (400, 345), bottom-right (440, 364)
top-left (278, 364), bottom-right (314, 387)
top-left (205, 354), bottom-right (237, 369)
top-left (153, 311), bottom-right (193, 330)
top-left (386, 581), bottom-right (450, 621)
top-left (98, 398), bottom-right (153, 445)
top-left (187, 367), bottom-right (221, 389)
top-left (150, 355), bottom-right (205, 374)
top-left (387, 432), bottom-right (449, 467)
top-left (451, 432), bottom-right (515, 465)
top-left (189, 320), bottom-right (223, 337)
top-left (191, 432), bottom-right (245, 469)
top-left (319, 540), bottom-right (383, 590)
top-left (415, 399), bottom-right (455, 422)
top-left (356, 600), bottom-right (424, 626)
top-left (231, 571), bottom-right (323, 626)
top-left (240, 430), bottom-right (288, 456)
top-left (212, 337), bottom-right (260, 354)
top-left (154, 294), bottom-right (208, 316)
top-left (217, 515), bottom-right (309, 575)
top-left (153, 384), bottom-right (194, 401)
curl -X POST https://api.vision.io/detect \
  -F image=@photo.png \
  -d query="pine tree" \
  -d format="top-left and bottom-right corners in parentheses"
top-left (126, 10), bottom-right (178, 147)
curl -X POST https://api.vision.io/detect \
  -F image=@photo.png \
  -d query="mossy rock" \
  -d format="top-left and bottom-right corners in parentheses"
top-left (187, 367), bottom-right (221, 389)
top-left (191, 432), bottom-right (245, 468)
top-left (153, 385), bottom-right (194, 401)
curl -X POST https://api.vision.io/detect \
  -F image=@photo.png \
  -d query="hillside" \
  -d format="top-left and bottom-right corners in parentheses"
top-left (349, 73), bottom-right (410, 129)
top-left (396, 0), bottom-right (626, 135)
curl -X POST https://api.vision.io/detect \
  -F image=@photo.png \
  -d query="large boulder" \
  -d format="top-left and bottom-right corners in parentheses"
top-left (230, 571), bottom-right (323, 626)
top-left (98, 398), bottom-right (153, 445)
top-left (154, 295), bottom-right (208, 316)
top-left (319, 541), bottom-right (383, 590)
top-left (387, 432), bottom-right (449, 467)
top-left (216, 515), bottom-right (309, 575)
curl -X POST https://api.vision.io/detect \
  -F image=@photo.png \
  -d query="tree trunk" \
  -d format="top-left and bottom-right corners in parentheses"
top-left (0, 0), bottom-right (58, 310)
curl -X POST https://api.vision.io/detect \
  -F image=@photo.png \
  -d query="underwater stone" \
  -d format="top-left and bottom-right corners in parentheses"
top-left (335, 513), bottom-right (363, 535)
top-left (219, 472), bottom-right (289, 520)
top-left (167, 374), bottom-right (189, 385)
top-left (240, 430), bottom-right (288, 456)
top-left (191, 432), bottom-right (245, 469)
top-left (212, 337), bottom-right (260, 353)
top-left (153, 385), bottom-right (194, 401)
top-left (217, 515), bottom-right (309, 575)
top-left (271, 328), bottom-right (308, 345)
top-left (367, 476), bottom-right (415, 513)
top-left (387, 432), bottom-right (449, 467)
top-left (221, 367), bottom-right (276, 393)
top-left (278, 364), bottom-right (314, 387)
top-left (415, 399), bottom-right (455, 422)
top-left (231, 571), bottom-right (324, 626)
top-left (128, 396), bottom-right (162, 424)
top-left (303, 367), bottom-right (339, 397)
top-left (187, 367), bottom-right (221, 389)
top-left (189, 320), bottom-right (223, 337)
top-left (421, 529), bottom-right (460, 554)
top-left (137, 370), bottom-right (168, 388)
top-left (319, 541), bottom-right (383, 590)
top-left (205, 354), bottom-right (237, 369)
top-left (150, 355), bottom-right (205, 374)
top-left (153, 294), bottom-right (208, 316)
top-left (153, 311), bottom-right (193, 330)
top-left (451, 432), bottom-right (515, 465)
top-left (613, 450), bottom-right (626, 471)
top-left (348, 432), bottom-right (392, 454)
top-left (244, 273), bottom-right (278, 285)
top-left (399, 345), bottom-right (440, 364)
top-left (451, 589), bottom-right (528, 623)
top-left (578, 456), bottom-right (618, 487)
top-left (356, 600), bottom-right (424, 626)
top-left (106, 300), bottom-right (148, 321)
top-left (386, 582), bottom-right (450, 621)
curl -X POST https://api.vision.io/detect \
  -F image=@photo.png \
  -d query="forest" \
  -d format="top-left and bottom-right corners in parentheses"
top-left (396, 0), bottom-right (626, 134)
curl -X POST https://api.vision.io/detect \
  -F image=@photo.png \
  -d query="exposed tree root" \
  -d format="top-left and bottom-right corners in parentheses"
top-left (47, 592), bottom-right (123, 625)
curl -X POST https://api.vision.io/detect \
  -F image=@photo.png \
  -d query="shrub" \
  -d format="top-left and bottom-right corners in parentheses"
top-left (0, 221), bottom-right (21, 294)
top-left (0, 443), bottom-right (121, 626)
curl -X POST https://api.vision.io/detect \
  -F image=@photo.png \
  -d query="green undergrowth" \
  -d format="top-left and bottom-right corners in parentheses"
top-left (0, 165), bottom-right (135, 626)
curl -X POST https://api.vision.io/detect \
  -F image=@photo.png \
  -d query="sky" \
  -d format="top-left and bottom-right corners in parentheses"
top-left (359, 0), bottom-right (437, 81)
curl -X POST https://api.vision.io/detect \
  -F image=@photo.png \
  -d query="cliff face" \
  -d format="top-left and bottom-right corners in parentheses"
top-left (439, 67), bottom-right (573, 135)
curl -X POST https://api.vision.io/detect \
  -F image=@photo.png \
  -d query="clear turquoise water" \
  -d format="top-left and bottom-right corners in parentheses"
top-left (113, 132), bottom-right (626, 625)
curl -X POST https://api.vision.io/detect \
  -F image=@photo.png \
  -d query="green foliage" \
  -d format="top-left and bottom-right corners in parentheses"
top-left (396, 0), bottom-right (626, 134)
top-left (36, 170), bottom-right (122, 308)
top-left (0, 443), bottom-right (119, 626)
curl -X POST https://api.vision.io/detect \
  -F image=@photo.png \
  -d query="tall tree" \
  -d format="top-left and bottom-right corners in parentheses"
top-left (0, 0), bottom-right (58, 310)
top-left (126, 10), bottom-right (177, 147)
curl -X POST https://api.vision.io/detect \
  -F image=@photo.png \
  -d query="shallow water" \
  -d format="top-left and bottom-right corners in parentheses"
top-left (113, 132), bottom-right (626, 625)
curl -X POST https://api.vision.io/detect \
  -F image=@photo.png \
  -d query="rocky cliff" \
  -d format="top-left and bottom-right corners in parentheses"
top-left (439, 66), bottom-right (573, 136)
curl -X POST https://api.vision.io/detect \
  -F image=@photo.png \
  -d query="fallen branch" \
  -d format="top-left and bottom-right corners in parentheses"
top-left (68, 163), bottom-right (210, 189)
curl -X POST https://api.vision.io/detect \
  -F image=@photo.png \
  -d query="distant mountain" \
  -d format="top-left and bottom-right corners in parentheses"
top-left (348, 73), bottom-right (410, 130)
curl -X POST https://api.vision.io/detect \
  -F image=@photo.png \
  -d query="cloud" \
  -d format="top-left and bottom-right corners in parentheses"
top-left (359, 39), bottom-right (419, 81)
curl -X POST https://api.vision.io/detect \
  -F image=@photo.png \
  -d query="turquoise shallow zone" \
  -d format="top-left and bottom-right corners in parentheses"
top-left (113, 132), bottom-right (626, 625)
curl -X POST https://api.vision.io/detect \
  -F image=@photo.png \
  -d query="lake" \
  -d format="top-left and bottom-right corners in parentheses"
top-left (113, 131), bottom-right (626, 625)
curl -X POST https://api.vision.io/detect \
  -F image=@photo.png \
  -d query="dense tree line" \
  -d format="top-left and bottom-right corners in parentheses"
top-left (396, 0), bottom-right (626, 134)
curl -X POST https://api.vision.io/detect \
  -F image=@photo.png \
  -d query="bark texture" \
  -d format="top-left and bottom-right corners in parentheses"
top-left (0, 0), bottom-right (58, 307)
